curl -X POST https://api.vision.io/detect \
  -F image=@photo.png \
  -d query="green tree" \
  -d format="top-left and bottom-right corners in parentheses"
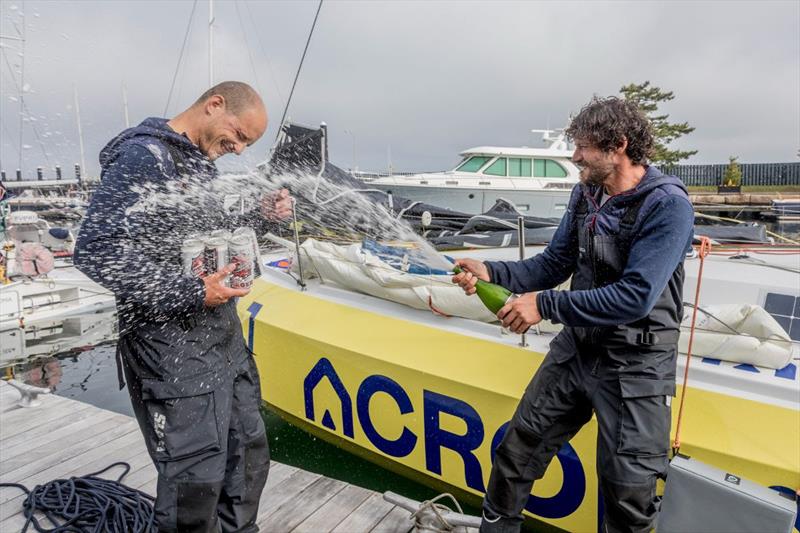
top-left (722, 156), bottom-right (743, 187)
top-left (620, 81), bottom-right (698, 165)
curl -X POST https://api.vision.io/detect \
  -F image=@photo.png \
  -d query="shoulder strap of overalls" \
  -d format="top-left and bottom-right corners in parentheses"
top-left (616, 190), bottom-right (651, 239)
top-left (618, 188), bottom-right (679, 346)
top-left (162, 141), bottom-right (190, 179)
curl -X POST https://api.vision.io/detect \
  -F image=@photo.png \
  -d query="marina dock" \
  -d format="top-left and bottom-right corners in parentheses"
top-left (689, 192), bottom-right (799, 208)
top-left (0, 380), bottom-right (449, 533)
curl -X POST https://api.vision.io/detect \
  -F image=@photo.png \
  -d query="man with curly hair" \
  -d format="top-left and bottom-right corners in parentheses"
top-left (453, 96), bottom-right (694, 532)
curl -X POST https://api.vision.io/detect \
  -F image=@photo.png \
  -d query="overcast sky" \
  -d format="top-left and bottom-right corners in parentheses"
top-left (1, 0), bottom-right (798, 179)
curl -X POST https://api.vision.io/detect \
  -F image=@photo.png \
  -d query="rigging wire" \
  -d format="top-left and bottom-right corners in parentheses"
top-left (242, 0), bottom-right (286, 109)
top-left (164, 0), bottom-right (199, 117)
top-left (233, 0), bottom-right (265, 101)
top-left (0, 45), bottom-right (50, 166)
top-left (274, 0), bottom-right (323, 142)
top-left (0, 118), bottom-right (21, 160)
top-left (17, 0), bottom-right (25, 171)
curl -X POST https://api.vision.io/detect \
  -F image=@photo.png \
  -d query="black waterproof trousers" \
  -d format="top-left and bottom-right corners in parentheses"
top-left (481, 338), bottom-right (673, 533)
top-left (120, 303), bottom-right (269, 533)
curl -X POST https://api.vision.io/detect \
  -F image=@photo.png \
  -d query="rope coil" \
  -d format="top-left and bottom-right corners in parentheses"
top-left (409, 493), bottom-right (466, 532)
top-left (0, 462), bottom-right (156, 533)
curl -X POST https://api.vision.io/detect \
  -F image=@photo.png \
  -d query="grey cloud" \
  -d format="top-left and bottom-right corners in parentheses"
top-left (1, 0), bottom-right (797, 180)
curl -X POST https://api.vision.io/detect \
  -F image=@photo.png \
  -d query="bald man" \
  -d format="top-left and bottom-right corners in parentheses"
top-left (75, 81), bottom-right (290, 532)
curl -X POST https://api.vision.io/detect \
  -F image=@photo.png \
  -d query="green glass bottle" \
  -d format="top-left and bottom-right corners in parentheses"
top-left (453, 265), bottom-right (513, 314)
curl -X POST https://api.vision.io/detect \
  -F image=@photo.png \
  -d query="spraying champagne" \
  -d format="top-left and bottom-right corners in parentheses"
top-left (452, 265), bottom-right (514, 314)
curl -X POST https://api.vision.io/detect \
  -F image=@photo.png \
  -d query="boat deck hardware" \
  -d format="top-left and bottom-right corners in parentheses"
top-left (517, 215), bottom-right (530, 346)
top-left (290, 199), bottom-right (307, 291)
top-left (383, 491), bottom-right (481, 532)
top-left (5, 379), bottom-right (51, 408)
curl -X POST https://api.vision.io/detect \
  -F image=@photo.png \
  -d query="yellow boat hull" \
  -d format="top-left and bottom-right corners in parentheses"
top-left (240, 278), bottom-right (799, 532)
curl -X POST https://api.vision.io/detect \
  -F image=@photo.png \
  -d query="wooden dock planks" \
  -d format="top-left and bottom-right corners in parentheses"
top-left (0, 380), bottom-right (417, 532)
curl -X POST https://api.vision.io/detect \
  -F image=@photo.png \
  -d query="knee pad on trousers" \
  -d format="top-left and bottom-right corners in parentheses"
top-left (486, 423), bottom-right (545, 520)
top-left (156, 478), bottom-right (224, 533)
top-left (494, 422), bottom-right (549, 480)
top-left (217, 433), bottom-right (270, 533)
top-left (599, 477), bottom-right (658, 533)
top-left (244, 432), bottom-right (270, 499)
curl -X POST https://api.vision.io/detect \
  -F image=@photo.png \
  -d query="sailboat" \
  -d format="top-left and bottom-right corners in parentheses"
top-left (237, 123), bottom-right (799, 532)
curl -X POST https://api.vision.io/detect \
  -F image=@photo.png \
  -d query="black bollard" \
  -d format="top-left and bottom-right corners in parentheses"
top-left (55, 165), bottom-right (62, 180)
top-left (37, 167), bottom-right (44, 181)
top-left (1, 170), bottom-right (5, 182)
top-left (16, 169), bottom-right (22, 181)
top-left (74, 164), bottom-right (82, 183)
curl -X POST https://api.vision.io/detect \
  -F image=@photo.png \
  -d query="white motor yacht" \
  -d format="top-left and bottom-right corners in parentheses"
top-left (356, 130), bottom-right (579, 217)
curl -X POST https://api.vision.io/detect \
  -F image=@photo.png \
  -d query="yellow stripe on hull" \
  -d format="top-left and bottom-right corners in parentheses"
top-left (240, 279), bottom-right (799, 532)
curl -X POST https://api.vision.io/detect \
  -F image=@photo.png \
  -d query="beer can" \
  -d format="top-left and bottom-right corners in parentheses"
top-left (233, 226), bottom-right (262, 277)
top-left (203, 236), bottom-right (229, 277)
top-left (228, 235), bottom-right (254, 290)
top-left (181, 238), bottom-right (205, 278)
top-left (210, 229), bottom-right (232, 241)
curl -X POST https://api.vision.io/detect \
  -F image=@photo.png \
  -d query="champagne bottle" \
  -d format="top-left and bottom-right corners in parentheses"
top-left (453, 265), bottom-right (513, 314)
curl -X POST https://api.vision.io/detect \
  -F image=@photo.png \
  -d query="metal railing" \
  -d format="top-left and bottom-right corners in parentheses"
top-left (662, 162), bottom-right (800, 187)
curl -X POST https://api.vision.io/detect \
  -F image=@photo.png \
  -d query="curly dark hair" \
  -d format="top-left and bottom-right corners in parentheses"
top-left (565, 96), bottom-right (654, 165)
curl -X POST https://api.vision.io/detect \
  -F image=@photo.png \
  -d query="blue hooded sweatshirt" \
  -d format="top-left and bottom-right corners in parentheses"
top-left (485, 166), bottom-right (694, 327)
top-left (74, 118), bottom-right (238, 333)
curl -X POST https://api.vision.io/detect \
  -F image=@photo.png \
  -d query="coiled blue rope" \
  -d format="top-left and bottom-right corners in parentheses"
top-left (0, 462), bottom-right (156, 532)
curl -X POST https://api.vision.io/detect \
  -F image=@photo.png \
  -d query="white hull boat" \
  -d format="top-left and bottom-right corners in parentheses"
top-left (356, 130), bottom-right (580, 217)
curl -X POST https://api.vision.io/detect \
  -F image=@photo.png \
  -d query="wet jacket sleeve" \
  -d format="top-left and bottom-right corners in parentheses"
top-left (484, 191), bottom-right (580, 293)
top-left (74, 144), bottom-right (206, 315)
top-left (536, 195), bottom-right (694, 326)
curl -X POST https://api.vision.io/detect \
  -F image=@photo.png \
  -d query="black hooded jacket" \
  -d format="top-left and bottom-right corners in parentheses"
top-left (75, 117), bottom-right (251, 335)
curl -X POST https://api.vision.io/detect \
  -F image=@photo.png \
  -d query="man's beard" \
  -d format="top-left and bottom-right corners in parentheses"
top-left (578, 162), bottom-right (613, 186)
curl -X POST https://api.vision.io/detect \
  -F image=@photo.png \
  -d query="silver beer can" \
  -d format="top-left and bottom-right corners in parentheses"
top-left (210, 229), bottom-right (232, 241)
top-left (204, 236), bottom-right (229, 277)
top-left (181, 238), bottom-right (205, 278)
top-left (228, 235), bottom-right (254, 290)
top-left (232, 226), bottom-right (262, 277)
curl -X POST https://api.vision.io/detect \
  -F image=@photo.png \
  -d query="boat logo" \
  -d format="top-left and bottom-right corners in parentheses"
top-left (303, 356), bottom-right (587, 521)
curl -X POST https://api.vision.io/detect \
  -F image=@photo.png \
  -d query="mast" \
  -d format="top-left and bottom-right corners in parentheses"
top-left (73, 84), bottom-right (86, 177)
top-left (17, 2), bottom-right (26, 173)
top-left (208, 0), bottom-right (214, 86)
top-left (122, 83), bottom-right (130, 128)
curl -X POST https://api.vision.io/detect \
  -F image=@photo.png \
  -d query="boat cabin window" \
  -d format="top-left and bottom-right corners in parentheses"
top-left (509, 158), bottom-right (532, 177)
top-left (533, 159), bottom-right (568, 178)
top-left (456, 156), bottom-right (491, 172)
top-left (483, 158), bottom-right (507, 176)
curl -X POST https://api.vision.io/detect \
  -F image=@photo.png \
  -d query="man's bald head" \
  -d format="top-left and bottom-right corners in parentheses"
top-left (169, 81), bottom-right (268, 160)
top-left (193, 81), bottom-right (264, 116)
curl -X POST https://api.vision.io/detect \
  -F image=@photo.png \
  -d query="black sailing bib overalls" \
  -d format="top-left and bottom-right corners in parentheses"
top-left (482, 186), bottom-right (685, 533)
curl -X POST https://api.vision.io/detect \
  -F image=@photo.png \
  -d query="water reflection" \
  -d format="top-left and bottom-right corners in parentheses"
top-left (18, 356), bottom-right (63, 389)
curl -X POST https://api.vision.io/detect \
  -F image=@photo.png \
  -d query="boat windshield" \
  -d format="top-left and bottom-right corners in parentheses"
top-left (455, 156), bottom-right (491, 172)
top-left (535, 159), bottom-right (568, 178)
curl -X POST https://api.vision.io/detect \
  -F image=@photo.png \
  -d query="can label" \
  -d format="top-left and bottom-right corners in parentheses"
top-left (204, 237), bottom-right (228, 277)
top-left (181, 239), bottom-right (205, 278)
top-left (233, 226), bottom-right (261, 277)
top-left (228, 235), bottom-right (254, 290)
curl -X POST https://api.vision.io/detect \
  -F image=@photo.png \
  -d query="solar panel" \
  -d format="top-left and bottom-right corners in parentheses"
top-left (764, 292), bottom-right (800, 342)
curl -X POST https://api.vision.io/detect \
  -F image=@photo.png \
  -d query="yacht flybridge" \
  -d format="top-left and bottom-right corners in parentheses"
top-left (357, 129), bottom-right (580, 217)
